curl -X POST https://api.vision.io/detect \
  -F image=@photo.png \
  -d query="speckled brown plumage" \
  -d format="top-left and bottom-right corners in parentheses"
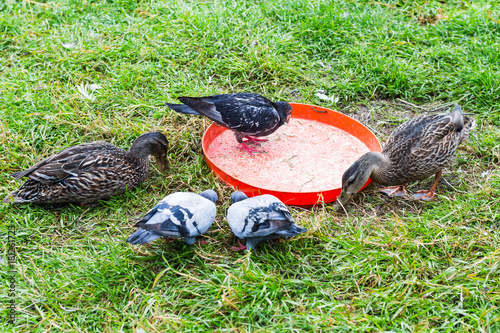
top-left (4, 132), bottom-right (169, 205)
top-left (337, 105), bottom-right (475, 206)
top-left (373, 107), bottom-right (474, 185)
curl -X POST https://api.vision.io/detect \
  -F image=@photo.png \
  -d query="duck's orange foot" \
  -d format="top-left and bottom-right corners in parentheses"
top-left (380, 185), bottom-right (407, 197)
top-left (413, 190), bottom-right (436, 201)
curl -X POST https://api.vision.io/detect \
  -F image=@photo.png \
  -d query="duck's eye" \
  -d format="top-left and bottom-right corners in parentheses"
top-left (346, 177), bottom-right (356, 187)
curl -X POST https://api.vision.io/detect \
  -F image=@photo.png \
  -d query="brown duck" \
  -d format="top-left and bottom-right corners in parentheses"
top-left (3, 132), bottom-right (169, 205)
top-left (336, 104), bottom-right (475, 208)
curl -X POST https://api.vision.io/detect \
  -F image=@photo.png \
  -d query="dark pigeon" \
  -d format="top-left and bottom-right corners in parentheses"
top-left (226, 191), bottom-right (307, 250)
top-left (126, 190), bottom-right (218, 245)
top-left (165, 93), bottom-right (292, 154)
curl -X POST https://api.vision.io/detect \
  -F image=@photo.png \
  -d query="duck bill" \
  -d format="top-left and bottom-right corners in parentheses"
top-left (157, 154), bottom-right (170, 172)
top-left (334, 191), bottom-right (352, 210)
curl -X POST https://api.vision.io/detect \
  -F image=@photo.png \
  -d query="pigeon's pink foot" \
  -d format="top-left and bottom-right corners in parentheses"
top-left (380, 185), bottom-right (407, 197)
top-left (243, 136), bottom-right (268, 144)
top-left (199, 240), bottom-right (209, 245)
top-left (237, 142), bottom-right (262, 155)
top-left (231, 239), bottom-right (247, 251)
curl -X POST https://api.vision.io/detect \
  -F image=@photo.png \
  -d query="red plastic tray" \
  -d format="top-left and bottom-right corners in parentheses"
top-left (202, 103), bottom-right (381, 206)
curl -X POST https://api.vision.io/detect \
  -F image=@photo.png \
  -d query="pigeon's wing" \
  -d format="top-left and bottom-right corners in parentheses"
top-left (248, 218), bottom-right (293, 237)
top-left (137, 201), bottom-right (194, 238)
top-left (138, 219), bottom-right (188, 238)
top-left (270, 201), bottom-right (294, 222)
top-left (10, 142), bottom-right (125, 183)
top-left (126, 229), bottom-right (162, 245)
top-left (128, 195), bottom-right (211, 245)
top-left (165, 103), bottom-right (202, 116)
top-left (274, 224), bottom-right (307, 237)
top-left (177, 97), bottom-right (225, 125)
top-left (210, 93), bottom-right (280, 133)
top-left (134, 204), bottom-right (160, 227)
top-left (242, 202), bottom-right (294, 237)
top-left (181, 93), bottom-right (280, 133)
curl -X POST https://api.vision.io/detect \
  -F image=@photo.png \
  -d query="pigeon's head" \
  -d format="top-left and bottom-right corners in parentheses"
top-left (199, 189), bottom-right (218, 203)
top-left (231, 191), bottom-right (248, 203)
top-left (275, 102), bottom-right (293, 125)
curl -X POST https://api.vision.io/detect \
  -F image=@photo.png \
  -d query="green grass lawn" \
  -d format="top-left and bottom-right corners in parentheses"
top-left (1, 0), bottom-right (500, 331)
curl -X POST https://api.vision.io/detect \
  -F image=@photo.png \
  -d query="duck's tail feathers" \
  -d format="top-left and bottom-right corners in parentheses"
top-left (466, 117), bottom-right (477, 130)
top-left (458, 116), bottom-right (476, 145)
top-left (3, 194), bottom-right (14, 203)
top-left (126, 229), bottom-right (162, 245)
top-left (451, 103), bottom-right (476, 133)
top-left (452, 104), bottom-right (462, 113)
top-left (10, 170), bottom-right (32, 180)
top-left (3, 193), bottom-right (29, 204)
top-left (165, 103), bottom-right (201, 116)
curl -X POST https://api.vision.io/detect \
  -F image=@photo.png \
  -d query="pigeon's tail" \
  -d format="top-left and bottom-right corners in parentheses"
top-left (276, 224), bottom-right (307, 238)
top-left (126, 229), bottom-right (162, 245)
top-left (165, 103), bottom-right (201, 116)
top-left (245, 237), bottom-right (262, 250)
top-left (183, 237), bottom-right (196, 245)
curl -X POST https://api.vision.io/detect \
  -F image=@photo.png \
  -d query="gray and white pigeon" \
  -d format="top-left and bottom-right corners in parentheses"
top-left (226, 191), bottom-right (307, 250)
top-left (165, 93), bottom-right (292, 154)
top-left (126, 190), bottom-right (218, 245)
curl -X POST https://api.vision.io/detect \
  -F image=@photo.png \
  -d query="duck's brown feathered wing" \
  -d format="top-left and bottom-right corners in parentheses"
top-left (381, 111), bottom-right (472, 183)
top-left (5, 141), bottom-right (139, 204)
top-left (11, 142), bottom-right (125, 182)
